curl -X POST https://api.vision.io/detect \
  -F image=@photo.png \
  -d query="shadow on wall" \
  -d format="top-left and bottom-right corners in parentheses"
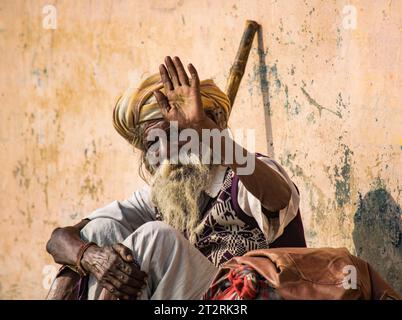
top-left (353, 187), bottom-right (402, 295)
top-left (256, 25), bottom-right (274, 157)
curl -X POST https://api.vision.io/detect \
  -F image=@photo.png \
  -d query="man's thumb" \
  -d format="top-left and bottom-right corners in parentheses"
top-left (112, 243), bottom-right (134, 263)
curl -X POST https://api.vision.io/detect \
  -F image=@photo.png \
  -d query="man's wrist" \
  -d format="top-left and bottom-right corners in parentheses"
top-left (80, 244), bottom-right (99, 273)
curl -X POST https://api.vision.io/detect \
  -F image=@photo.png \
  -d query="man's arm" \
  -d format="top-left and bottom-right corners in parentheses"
top-left (46, 218), bottom-right (148, 300)
top-left (46, 219), bottom-right (89, 266)
top-left (46, 187), bottom-right (155, 298)
top-left (221, 142), bottom-right (292, 212)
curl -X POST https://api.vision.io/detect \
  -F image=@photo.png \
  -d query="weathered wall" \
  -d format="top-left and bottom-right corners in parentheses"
top-left (0, 0), bottom-right (401, 299)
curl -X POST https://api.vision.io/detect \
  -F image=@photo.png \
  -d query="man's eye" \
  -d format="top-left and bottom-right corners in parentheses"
top-left (146, 138), bottom-right (159, 150)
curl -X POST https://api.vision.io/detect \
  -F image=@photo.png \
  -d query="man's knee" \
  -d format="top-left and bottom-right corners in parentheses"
top-left (136, 221), bottom-right (181, 239)
top-left (123, 221), bottom-right (183, 248)
top-left (80, 218), bottom-right (132, 246)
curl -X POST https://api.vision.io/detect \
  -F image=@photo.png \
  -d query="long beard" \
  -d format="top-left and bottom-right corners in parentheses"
top-left (149, 153), bottom-right (211, 244)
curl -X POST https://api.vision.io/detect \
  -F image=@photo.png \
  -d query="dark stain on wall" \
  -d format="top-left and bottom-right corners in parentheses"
top-left (353, 184), bottom-right (402, 295)
top-left (334, 143), bottom-right (353, 208)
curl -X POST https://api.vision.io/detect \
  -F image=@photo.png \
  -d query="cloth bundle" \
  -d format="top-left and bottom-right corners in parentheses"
top-left (203, 265), bottom-right (281, 300)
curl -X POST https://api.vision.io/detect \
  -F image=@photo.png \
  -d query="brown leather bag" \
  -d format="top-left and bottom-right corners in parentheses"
top-left (214, 247), bottom-right (400, 300)
top-left (48, 247), bottom-right (400, 300)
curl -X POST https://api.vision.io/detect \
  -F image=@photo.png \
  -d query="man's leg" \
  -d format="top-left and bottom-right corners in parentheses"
top-left (81, 219), bottom-right (218, 299)
top-left (122, 221), bottom-right (219, 300)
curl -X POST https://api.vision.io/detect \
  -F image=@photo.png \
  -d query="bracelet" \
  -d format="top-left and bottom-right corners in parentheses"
top-left (75, 242), bottom-right (96, 277)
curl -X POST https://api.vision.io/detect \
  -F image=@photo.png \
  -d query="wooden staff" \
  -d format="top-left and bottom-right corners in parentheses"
top-left (225, 20), bottom-right (259, 108)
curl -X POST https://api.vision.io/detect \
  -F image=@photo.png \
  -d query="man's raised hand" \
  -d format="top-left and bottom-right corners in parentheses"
top-left (153, 56), bottom-right (216, 132)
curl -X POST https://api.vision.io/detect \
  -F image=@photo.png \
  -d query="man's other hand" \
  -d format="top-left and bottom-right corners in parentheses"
top-left (81, 243), bottom-right (147, 300)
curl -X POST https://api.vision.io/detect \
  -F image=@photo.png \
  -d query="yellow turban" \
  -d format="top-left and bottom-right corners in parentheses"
top-left (113, 73), bottom-right (231, 149)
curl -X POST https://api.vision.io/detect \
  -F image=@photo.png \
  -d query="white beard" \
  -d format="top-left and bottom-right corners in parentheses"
top-left (149, 153), bottom-right (211, 244)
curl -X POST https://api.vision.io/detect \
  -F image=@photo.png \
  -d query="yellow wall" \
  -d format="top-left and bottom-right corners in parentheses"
top-left (0, 0), bottom-right (401, 298)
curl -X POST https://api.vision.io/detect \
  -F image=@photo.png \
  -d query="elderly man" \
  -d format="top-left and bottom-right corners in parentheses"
top-left (46, 56), bottom-right (306, 300)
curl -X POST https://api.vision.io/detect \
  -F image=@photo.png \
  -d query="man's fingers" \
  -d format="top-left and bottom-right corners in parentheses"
top-left (116, 261), bottom-right (148, 282)
top-left (188, 63), bottom-right (200, 89)
top-left (111, 270), bottom-right (145, 289)
top-left (101, 280), bottom-right (130, 300)
top-left (153, 90), bottom-right (170, 115)
top-left (114, 261), bottom-right (135, 276)
top-left (159, 64), bottom-right (173, 91)
top-left (106, 274), bottom-right (142, 296)
top-left (99, 288), bottom-right (119, 300)
top-left (165, 56), bottom-right (180, 87)
top-left (129, 268), bottom-right (148, 282)
top-left (112, 243), bottom-right (133, 263)
top-left (173, 56), bottom-right (190, 86)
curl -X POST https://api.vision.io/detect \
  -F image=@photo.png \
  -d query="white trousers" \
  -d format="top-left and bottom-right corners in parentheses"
top-left (80, 219), bottom-right (218, 299)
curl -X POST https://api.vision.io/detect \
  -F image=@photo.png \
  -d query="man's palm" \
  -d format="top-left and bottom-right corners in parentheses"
top-left (165, 85), bottom-right (203, 127)
top-left (154, 56), bottom-right (210, 131)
